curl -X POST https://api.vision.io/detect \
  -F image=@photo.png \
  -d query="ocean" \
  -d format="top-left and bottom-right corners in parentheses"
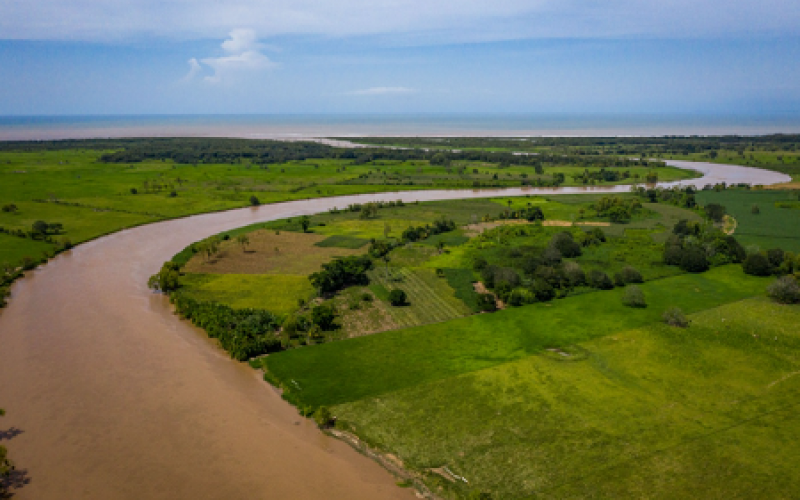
top-left (2, 113), bottom-right (800, 140)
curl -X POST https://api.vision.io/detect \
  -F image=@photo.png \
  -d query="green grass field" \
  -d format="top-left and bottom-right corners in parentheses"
top-left (332, 297), bottom-right (800, 499)
top-left (367, 267), bottom-right (472, 328)
top-left (0, 144), bottom-right (699, 275)
top-left (179, 273), bottom-right (314, 315)
top-left (262, 266), bottom-right (770, 408)
top-left (696, 189), bottom-right (800, 252)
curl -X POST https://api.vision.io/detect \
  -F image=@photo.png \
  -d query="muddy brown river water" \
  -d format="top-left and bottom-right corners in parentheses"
top-left (0, 160), bottom-right (789, 499)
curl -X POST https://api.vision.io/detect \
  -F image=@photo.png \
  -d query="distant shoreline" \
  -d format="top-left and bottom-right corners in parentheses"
top-left (2, 113), bottom-right (800, 141)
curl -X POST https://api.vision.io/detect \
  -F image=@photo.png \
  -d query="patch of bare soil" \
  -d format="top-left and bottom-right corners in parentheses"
top-left (463, 220), bottom-right (529, 236)
top-left (184, 229), bottom-right (365, 275)
top-left (336, 291), bottom-right (399, 337)
top-left (473, 282), bottom-right (504, 309)
top-left (762, 182), bottom-right (800, 190)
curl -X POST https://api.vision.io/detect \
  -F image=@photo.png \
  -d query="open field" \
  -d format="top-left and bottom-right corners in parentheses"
top-left (180, 273), bottom-right (314, 315)
top-left (0, 142), bottom-right (698, 273)
top-left (332, 297), bottom-right (800, 499)
top-left (261, 266), bottom-right (770, 408)
top-left (350, 135), bottom-right (800, 183)
top-left (183, 230), bottom-right (365, 275)
top-left (696, 189), bottom-right (800, 252)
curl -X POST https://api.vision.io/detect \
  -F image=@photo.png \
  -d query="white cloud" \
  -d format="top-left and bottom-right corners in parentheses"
top-left (221, 28), bottom-right (261, 53)
top-left (2, 0), bottom-right (799, 43)
top-left (347, 87), bottom-right (416, 96)
top-left (185, 29), bottom-right (277, 85)
top-left (180, 57), bottom-right (203, 83)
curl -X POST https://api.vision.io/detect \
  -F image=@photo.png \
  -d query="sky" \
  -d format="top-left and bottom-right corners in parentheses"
top-left (1, 0), bottom-right (800, 116)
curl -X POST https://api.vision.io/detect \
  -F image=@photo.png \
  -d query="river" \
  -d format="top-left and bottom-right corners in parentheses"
top-left (0, 160), bottom-right (790, 499)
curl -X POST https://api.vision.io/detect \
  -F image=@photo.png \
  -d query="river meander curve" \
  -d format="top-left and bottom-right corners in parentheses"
top-left (0, 160), bottom-right (790, 499)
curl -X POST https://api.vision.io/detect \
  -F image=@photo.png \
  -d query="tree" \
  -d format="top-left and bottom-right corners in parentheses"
top-left (477, 293), bottom-right (498, 312)
top-left (32, 220), bottom-right (49, 235)
top-left (148, 262), bottom-right (181, 292)
top-left (767, 248), bottom-right (785, 269)
top-left (389, 289), bottom-right (407, 306)
top-left (607, 206), bottom-right (631, 223)
top-left (751, 204), bottom-right (760, 215)
top-left (704, 203), bottom-right (727, 223)
top-left (300, 216), bottom-right (311, 233)
top-left (622, 285), bottom-right (647, 308)
top-left (1, 204), bottom-right (17, 213)
top-left (663, 307), bottom-right (690, 327)
top-left (236, 234), bottom-right (250, 252)
top-left (679, 246), bottom-right (709, 273)
top-left (249, 195), bottom-right (261, 206)
top-left (532, 279), bottom-right (555, 301)
top-left (619, 266), bottom-right (643, 284)
top-left (549, 232), bottom-right (582, 258)
top-left (563, 261), bottom-right (586, 287)
top-left (767, 276), bottom-right (800, 304)
top-left (314, 406), bottom-right (335, 428)
top-left (588, 269), bottom-right (614, 289)
top-left (311, 304), bottom-right (336, 330)
top-left (743, 253), bottom-right (771, 276)
top-left (309, 255), bottom-right (373, 294)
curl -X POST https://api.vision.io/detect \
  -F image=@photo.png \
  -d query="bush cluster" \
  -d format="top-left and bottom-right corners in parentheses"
top-left (171, 295), bottom-right (282, 361)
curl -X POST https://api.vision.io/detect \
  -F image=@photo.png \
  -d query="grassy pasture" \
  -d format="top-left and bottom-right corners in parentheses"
top-left (696, 189), bottom-right (800, 252)
top-left (182, 230), bottom-right (365, 275)
top-left (0, 233), bottom-right (57, 266)
top-left (333, 298), bottom-right (800, 499)
top-left (262, 266), bottom-right (769, 408)
top-left (180, 273), bottom-right (313, 315)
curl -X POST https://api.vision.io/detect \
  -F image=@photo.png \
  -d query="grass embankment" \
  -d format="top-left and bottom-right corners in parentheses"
top-left (696, 190), bottom-right (800, 252)
top-left (333, 297), bottom-right (800, 498)
top-left (261, 266), bottom-right (769, 408)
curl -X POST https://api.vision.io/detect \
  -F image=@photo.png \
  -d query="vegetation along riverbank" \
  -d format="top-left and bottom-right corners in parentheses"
top-left (153, 174), bottom-right (800, 498)
top-left (0, 137), bottom-right (696, 307)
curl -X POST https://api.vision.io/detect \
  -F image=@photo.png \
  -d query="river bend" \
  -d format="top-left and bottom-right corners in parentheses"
top-left (0, 160), bottom-right (789, 499)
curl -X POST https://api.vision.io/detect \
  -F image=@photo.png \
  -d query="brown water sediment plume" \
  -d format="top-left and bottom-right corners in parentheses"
top-left (0, 161), bottom-right (790, 499)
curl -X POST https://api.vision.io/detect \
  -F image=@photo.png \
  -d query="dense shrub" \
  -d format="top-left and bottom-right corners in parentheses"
top-left (767, 276), bottom-right (800, 304)
top-left (549, 232), bottom-right (582, 258)
top-left (588, 269), bottom-right (614, 290)
top-left (679, 246), bottom-right (709, 273)
top-left (704, 203), bottom-right (727, 222)
top-left (542, 246), bottom-right (563, 265)
top-left (663, 307), bottom-right (690, 328)
top-left (563, 261), bottom-right (586, 287)
top-left (767, 248), bottom-right (785, 269)
top-left (472, 255), bottom-right (488, 271)
top-left (310, 255), bottom-right (373, 294)
top-left (477, 293), bottom-right (497, 312)
top-left (171, 295), bottom-right (281, 361)
top-left (481, 266), bottom-right (520, 289)
top-left (619, 265), bottom-right (644, 284)
top-left (311, 304), bottom-right (336, 330)
top-left (508, 288), bottom-right (534, 307)
top-left (663, 244), bottom-right (684, 266)
top-left (314, 406), bottom-right (335, 428)
top-left (389, 289), bottom-right (408, 306)
top-left (743, 253), bottom-right (772, 276)
top-left (532, 279), bottom-right (556, 302)
top-left (148, 261), bottom-right (181, 292)
top-left (622, 285), bottom-right (647, 308)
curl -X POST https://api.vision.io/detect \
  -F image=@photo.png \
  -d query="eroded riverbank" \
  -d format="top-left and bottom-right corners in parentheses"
top-left (0, 160), bottom-right (790, 499)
